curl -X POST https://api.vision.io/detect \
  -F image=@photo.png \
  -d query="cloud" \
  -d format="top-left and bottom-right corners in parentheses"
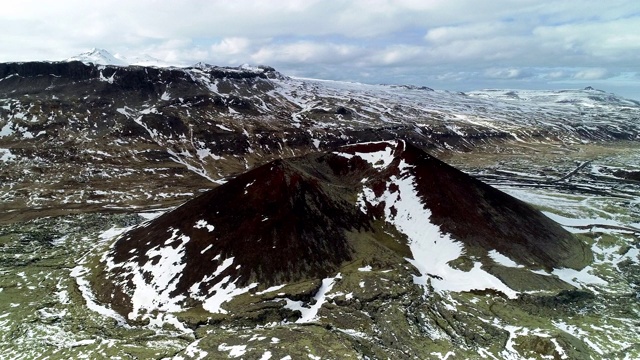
top-left (484, 68), bottom-right (530, 80)
top-left (572, 68), bottom-right (611, 80)
top-left (370, 45), bottom-right (426, 66)
top-left (425, 22), bottom-right (513, 43)
top-left (211, 38), bottom-right (252, 56)
top-left (544, 71), bottom-right (567, 80)
top-left (250, 42), bottom-right (366, 66)
top-left (533, 17), bottom-right (640, 65)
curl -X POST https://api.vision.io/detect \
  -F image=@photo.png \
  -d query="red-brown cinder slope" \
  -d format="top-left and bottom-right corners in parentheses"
top-left (100, 140), bottom-right (590, 314)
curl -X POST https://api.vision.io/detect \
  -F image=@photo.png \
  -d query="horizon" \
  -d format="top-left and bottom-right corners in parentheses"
top-left (12, 47), bottom-right (638, 102)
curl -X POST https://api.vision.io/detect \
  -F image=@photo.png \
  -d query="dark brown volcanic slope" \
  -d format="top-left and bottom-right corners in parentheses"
top-left (345, 141), bottom-right (591, 270)
top-left (111, 159), bottom-right (370, 290)
top-left (98, 140), bottom-right (591, 318)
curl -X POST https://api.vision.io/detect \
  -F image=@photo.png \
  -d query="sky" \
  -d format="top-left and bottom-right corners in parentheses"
top-left (2, 0), bottom-right (639, 100)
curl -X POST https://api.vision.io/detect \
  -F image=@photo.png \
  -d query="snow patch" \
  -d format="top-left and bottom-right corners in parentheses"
top-left (335, 141), bottom-right (398, 169)
top-left (0, 148), bottom-right (16, 162)
top-left (216, 124), bottom-right (233, 132)
top-left (488, 250), bottom-right (523, 268)
top-left (182, 339), bottom-right (209, 360)
top-left (554, 321), bottom-right (604, 355)
top-left (0, 122), bottom-right (14, 137)
top-left (103, 228), bottom-right (190, 322)
top-left (283, 273), bottom-right (341, 323)
top-left (194, 219), bottom-right (215, 232)
top-left (188, 257), bottom-right (258, 314)
top-left (99, 70), bottom-right (116, 84)
top-left (200, 244), bottom-right (214, 254)
top-left (543, 211), bottom-right (631, 233)
top-left (138, 211), bottom-right (165, 221)
top-left (552, 266), bottom-right (608, 288)
top-left (218, 343), bottom-right (247, 358)
top-left (358, 160), bottom-right (518, 298)
top-left (69, 266), bottom-right (129, 327)
top-left (256, 284), bottom-right (287, 295)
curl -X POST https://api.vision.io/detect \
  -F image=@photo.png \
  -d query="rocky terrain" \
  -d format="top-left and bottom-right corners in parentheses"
top-left (0, 52), bottom-right (639, 359)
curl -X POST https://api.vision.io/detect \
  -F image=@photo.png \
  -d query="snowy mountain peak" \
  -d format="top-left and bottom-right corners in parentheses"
top-left (67, 48), bottom-right (127, 66)
top-left (125, 53), bottom-right (172, 67)
top-left (192, 61), bottom-right (213, 69)
top-left (66, 48), bottom-right (173, 67)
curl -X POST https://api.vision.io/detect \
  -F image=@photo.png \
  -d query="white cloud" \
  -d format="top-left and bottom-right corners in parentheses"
top-left (572, 68), bottom-right (610, 80)
top-left (211, 38), bottom-right (252, 56)
top-left (425, 22), bottom-right (513, 43)
top-left (533, 17), bottom-right (640, 63)
top-left (372, 45), bottom-right (426, 66)
top-left (537, 70), bottom-right (568, 80)
top-left (484, 68), bottom-right (528, 79)
top-left (250, 42), bottom-right (365, 65)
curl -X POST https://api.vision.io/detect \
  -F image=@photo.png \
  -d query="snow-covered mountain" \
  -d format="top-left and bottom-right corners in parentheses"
top-left (66, 48), bottom-right (128, 66)
top-left (123, 53), bottom-right (174, 67)
top-left (66, 48), bottom-right (173, 67)
top-left (468, 87), bottom-right (640, 108)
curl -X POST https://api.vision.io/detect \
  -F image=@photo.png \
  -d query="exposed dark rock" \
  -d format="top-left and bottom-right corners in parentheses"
top-left (335, 106), bottom-right (352, 116)
top-left (613, 169), bottom-right (640, 181)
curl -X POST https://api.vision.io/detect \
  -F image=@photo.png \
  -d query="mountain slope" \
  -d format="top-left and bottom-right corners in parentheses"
top-left (346, 141), bottom-right (591, 270)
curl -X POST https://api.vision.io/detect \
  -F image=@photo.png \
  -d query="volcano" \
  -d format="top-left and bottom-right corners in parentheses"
top-left (96, 140), bottom-right (591, 321)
